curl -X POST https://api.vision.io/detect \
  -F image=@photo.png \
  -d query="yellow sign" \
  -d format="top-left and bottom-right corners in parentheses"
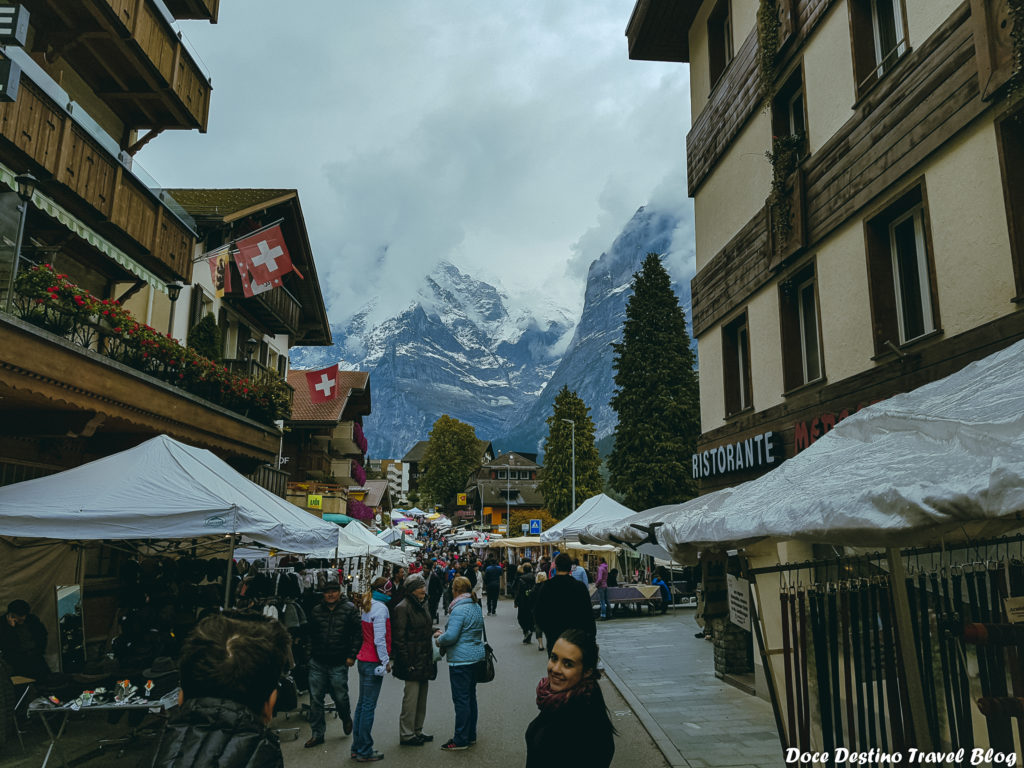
top-left (307, 494), bottom-right (323, 510)
top-left (457, 493), bottom-right (467, 505)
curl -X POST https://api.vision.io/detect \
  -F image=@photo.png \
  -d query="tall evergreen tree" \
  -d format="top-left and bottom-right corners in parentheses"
top-left (539, 386), bottom-right (603, 519)
top-left (608, 253), bottom-right (700, 510)
top-left (420, 415), bottom-right (480, 509)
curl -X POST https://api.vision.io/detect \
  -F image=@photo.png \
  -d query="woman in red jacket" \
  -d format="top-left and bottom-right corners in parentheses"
top-left (351, 577), bottom-right (392, 762)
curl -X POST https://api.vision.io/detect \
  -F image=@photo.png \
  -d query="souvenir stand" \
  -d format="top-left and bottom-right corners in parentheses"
top-left (582, 338), bottom-right (1024, 761)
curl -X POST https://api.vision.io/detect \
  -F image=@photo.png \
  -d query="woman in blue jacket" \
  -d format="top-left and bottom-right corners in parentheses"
top-left (433, 576), bottom-right (484, 751)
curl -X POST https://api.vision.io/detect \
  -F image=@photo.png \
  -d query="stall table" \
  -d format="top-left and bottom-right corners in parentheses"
top-left (589, 584), bottom-right (661, 614)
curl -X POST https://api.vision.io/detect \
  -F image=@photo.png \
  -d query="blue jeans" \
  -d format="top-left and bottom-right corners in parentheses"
top-left (352, 661), bottom-right (384, 756)
top-left (597, 586), bottom-right (609, 618)
top-left (308, 659), bottom-right (351, 739)
top-left (448, 664), bottom-right (478, 747)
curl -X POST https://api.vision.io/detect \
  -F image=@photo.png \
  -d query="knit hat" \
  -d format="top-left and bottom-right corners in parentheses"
top-left (405, 573), bottom-right (426, 591)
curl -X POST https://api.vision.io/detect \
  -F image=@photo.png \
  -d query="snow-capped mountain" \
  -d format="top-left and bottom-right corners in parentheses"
top-left (496, 205), bottom-right (690, 454)
top-left (290, 262), bottom-right (574, 458)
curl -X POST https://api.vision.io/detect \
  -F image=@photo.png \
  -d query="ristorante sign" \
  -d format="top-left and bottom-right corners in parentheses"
top-left (692, 431), bottom-right (782, 480)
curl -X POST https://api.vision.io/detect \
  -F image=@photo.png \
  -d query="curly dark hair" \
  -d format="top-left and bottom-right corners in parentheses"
top-left (177, 613), bottom-right (289, 714)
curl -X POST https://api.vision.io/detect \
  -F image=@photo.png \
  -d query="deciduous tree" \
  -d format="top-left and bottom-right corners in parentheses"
top-left (420, 415), bottom-right (481, 509)
top-left (539, 386), bottom-right (603, 519)
top-left (608, 253), bottom-right (700, 510)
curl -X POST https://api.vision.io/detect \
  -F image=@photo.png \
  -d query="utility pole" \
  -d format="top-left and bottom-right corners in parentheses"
top-left (506, 454), bottom-right (512, 535)
top-left (561, 418), bottom-right (576, 514)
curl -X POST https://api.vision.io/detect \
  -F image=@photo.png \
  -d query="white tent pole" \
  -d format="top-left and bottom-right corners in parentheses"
top-left (886, 547), bottom-right (933, 751)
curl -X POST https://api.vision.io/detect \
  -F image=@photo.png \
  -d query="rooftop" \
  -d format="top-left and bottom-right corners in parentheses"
top-left (287, 369), bottom-right (370, 423)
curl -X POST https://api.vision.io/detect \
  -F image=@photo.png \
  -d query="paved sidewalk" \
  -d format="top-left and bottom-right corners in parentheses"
top-left (598, 610), bottom-right (786, 768)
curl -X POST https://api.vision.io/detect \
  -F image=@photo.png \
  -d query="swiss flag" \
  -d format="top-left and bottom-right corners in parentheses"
top-left (235, 225), bottom-right (293, 286)
top-left (233, 250), bottom-right (280, 298)
top-left (305, 364), bottom-right (340, 403)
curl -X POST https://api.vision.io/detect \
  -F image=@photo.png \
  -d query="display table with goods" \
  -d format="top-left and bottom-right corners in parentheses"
top-left (588, 583), bottom-right (661, 613)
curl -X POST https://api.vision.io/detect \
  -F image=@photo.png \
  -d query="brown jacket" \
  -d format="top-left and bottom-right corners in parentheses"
top-left (391, 595), bottom-right (437, 681)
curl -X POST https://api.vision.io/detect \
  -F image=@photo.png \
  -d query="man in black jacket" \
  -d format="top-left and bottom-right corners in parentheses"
top-left (151, 614), bottom-right (289, 768)
top-left (531, 553), bottom-right (596, 651)
top-left (391, 573), bottom-right (436, 746)
top-left (425, 560), bottom-right (444, 622)
top-left (304, 579), bottom-right (361, 748)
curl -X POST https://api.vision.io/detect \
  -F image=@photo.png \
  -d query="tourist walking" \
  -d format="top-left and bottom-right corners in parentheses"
top-left (426, 559), bottom-right (444, 622)
top-left (304, 579), bottom-right (360, 748)
top-left (392, 573), bottom-right (437, 747)
top-left (351, 577), bottom-right (392, 762)
top-left (532, 553), bottom-right (596, 652)
top-left (433, 576), bottom-right (485, 751)
top-left (533, 571), bottom-right (547, 651)
top-left (483, 557), bottom-right (502, 615)
top-left (524, 628), bottom-right (615, 768)
top-left (514, 563), bottom-right (537, 643)
top-left (595, 558), bottom-right (610, 621)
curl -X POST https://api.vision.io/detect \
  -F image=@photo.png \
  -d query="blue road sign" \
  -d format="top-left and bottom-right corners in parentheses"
top-left (529, 519), bottom-right (542, 535)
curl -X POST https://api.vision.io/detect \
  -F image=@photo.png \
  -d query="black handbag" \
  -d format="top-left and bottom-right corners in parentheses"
top-left (475, 621), bottom-right (496, 683)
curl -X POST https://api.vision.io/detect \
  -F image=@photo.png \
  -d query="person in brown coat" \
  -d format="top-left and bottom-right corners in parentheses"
top-left (391, 573), bottom-right (437, 746)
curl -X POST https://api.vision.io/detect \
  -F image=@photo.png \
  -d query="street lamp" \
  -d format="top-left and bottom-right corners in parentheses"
top-left (506, 454), bottom-right (512, 536)
top-left (4, 172), bottom-right (37, 313)
top-left (165, 280), bottom-right (184, 338)
top-left (244, 336), bottom-right (259, 374)
top-left (561, 418), bottom-right (576, 515)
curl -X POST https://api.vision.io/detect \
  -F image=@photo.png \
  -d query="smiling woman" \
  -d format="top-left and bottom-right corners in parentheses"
top-left (525, 628), bottom-right (615, 768)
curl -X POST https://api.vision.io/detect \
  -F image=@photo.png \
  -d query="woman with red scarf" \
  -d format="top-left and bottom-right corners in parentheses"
top-left (525, 629), bottom-right (614, 767)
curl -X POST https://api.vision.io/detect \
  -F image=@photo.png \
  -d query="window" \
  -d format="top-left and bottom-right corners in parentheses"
top-left (779, 262), bottom-right (823, 391)
top-left (497, 470), bottom-right (507, 480)
top-left (865, 185), bottom-right (938, 354)
top-left (722, 311), bottom-right (752, 416)
top-left (707, 0), bottom-right (733, 89)
top-left (772, 66), bottom-right (808, 157)
top-left (996, 113), bottom-right (1024, 299)
top-left (849, 0), bottom-right (908, 95)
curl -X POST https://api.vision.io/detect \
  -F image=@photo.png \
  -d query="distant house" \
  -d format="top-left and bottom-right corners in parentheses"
top-left (468, 452), bottom-right (545, 531)
top-left (402, 438), bottom-right (494, 497)
top-left (348, 479), bottom-right (392, 523)
top-left (283, 369), bottom-right (371, 518)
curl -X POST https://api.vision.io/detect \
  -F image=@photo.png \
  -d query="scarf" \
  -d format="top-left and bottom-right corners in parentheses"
top-left (448, 592), bottom-right (474, 612)
top-left (535, 674), bottom-right (599, 711)
top-left (372, 591), bottom-right (391, 604)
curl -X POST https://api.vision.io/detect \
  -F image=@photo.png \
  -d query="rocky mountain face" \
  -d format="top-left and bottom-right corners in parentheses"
top-left (290, 205), bottom-right (691, 461)
top-left (498, 205), bottom-right (690, 454)
top-left (290, 262), bottom-right (574, 459)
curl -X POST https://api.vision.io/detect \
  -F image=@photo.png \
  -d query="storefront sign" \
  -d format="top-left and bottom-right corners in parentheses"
top-left (307, 494), bottom-right (322, 510)
top-left (692, 431), bottom-right (780, 479)
top-left (456, 508), bottom-right (475, 519)
top-left (457, 493), bottom-right (467, 505)
top-left (1005, 596), bottom-right (1024, 623)
top-left (793, 398), bottom-right (887, 453)
top-left (727, 574), bottom-right (751, 631)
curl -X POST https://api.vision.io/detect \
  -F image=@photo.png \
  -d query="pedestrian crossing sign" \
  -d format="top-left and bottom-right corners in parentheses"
top-left (529, 519), bottom-right (541, 535)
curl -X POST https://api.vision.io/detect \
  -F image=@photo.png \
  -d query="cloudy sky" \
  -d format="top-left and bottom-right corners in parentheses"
top-left (140, 2), bottom-right (693, 326)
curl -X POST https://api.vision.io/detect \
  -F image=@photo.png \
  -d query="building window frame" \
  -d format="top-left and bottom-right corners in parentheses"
top-left (779, 260), bottom-right (825, 393)
top-left (722, 310), bottom-right (753, 418)
top-left (864, 181), bottom-right (941, 356)
top-left (995, 110), bottom-right (1024, 301)
top-left (707, 0), bottom-right (734, 90)
top-left (771, 64), bottom-right (809, 158)
top-left (849, 0), bottom-right (910, 98)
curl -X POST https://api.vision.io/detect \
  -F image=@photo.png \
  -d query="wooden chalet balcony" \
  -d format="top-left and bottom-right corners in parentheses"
top-left (223, 278), bottom-right (302, 336)
top-left (329, 421), bottom-right (360, 456)
top-left (330, 458), bottom-right (357, 486)
top-left (0, 65), bottom-right (195, 279)
top-left (21, 0), bottom-right (212, 132)
top-left (163, 0), bottom-right (220, 22)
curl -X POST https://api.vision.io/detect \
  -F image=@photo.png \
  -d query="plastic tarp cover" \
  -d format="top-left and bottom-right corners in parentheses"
top-left (540, 493), bottom-right (635, 543)
top-left (583, 337), bottom-right (1024, 561)
top-left (0, 434), bottom-right (340, 556)
top-left (339, 522), bottom-right (409, 566)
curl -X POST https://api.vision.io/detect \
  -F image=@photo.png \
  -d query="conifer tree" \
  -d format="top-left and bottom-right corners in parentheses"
top-left (539, 386), bottom-right (603, 519)
top-left (420, 415), bottom-right (480, 509)
top-left (608, 253), bottom-right (700, 510)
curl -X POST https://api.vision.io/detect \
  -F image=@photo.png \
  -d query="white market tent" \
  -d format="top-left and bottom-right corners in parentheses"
top-left (541, 493), bottom-right (635, 543)
top-left (0, 434), bottom-right (340, 555)
top-left (583, 336), bottom-right (1024, 561)
top-left (339, 521), bottom-right (409, 566)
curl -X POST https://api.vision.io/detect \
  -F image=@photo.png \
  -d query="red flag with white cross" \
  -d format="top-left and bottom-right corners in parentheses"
top-left (305, 365), bottom-right (340, 403)
top-left (235, 224), bottom-right (293, 286)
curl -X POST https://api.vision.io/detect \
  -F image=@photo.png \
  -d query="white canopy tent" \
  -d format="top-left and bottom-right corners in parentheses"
top-left (0, 434), bottom-right (340, 555)
top-left (339, 521), bottom-right (409, 567)
top-left (541, 493), bottom-right (635, 543)
top-left (582, 336), bottom-right (1024, 561)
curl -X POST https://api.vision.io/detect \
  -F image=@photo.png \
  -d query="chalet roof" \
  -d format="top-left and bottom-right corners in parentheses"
top-left (167, 189), bottom-right (297, 222)
top-left (484, 452), bottom-right (542, 470)
top-left (403, 438), bottom-right (493, 464)
top-left (287, 370), bottom-right (370, 423)
top-left (473, 480), bottom-right (546, 508)
top-left (350, 479), bottom-right (389, 508)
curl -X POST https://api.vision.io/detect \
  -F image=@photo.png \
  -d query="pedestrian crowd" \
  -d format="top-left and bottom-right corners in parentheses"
top-left (140, 528), bottom-right (617, 767)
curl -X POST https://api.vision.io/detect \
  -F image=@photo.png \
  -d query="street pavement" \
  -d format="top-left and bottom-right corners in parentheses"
top-left (597, 607), bottom-right (786, 768)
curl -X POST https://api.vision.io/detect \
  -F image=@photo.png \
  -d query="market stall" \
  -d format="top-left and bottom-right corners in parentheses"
top-left (582, 337), bottom-right (1024, 759)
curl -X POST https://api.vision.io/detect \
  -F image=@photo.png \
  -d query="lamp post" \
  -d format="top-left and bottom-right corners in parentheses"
top-left (506, 455), bottom-right (512, 536)
top-left (5, 172), bottom-right (38, 313)
top-left (561, 418), bottom-right (576, 515)
top-left (244, 336), bottom-right (259, 374)
top-left (165, 280), bottom-right (183, 338)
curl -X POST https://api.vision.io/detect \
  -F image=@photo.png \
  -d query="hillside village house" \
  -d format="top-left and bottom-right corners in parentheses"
top-left (627, 0), bottom-right (1024, 686)
top-left (283, 369), bottom-right (372, 520)
top-left (468, 451), bottom-right (545, 532)
top-left (348, 478), bottom-right (393, 525)
top-left (402, 438), bottom-right (494, 501)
